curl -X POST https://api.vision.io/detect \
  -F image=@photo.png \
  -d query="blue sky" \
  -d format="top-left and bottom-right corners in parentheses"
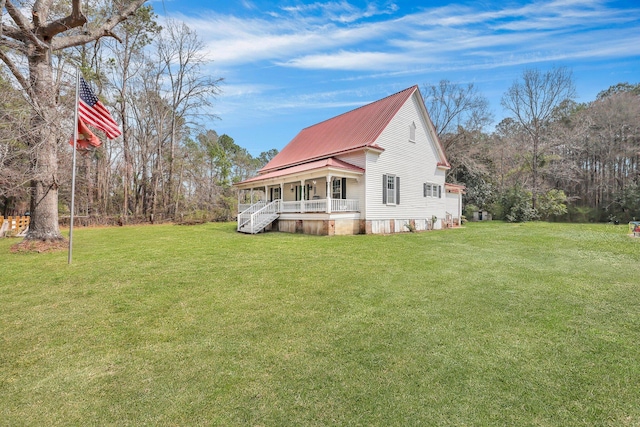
top-left (152, 0), bottom-right (640, 156)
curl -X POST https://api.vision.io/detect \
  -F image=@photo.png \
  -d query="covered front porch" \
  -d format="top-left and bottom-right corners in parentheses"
top-left (235, 158), bottom-right (364, 234)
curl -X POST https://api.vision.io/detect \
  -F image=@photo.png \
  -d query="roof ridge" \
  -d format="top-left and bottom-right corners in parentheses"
top-left (300, 85), bottom-right (418, 131)
top-left (259, 85), bottom-right (419, 172)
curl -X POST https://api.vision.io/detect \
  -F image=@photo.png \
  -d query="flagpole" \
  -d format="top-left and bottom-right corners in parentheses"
top-left (68, 68), bottom-right (80, 265)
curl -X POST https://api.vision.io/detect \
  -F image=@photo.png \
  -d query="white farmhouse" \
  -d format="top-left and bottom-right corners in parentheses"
top-left (235, 85), bottom-right (464, 235)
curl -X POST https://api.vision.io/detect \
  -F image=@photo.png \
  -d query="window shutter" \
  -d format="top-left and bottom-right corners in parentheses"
top-left (396, 176), bottom-right (400, 205)
top-left (438, 185), bottom-right (442, 198)
top-left (382, 175), bottom-right (387, 204)
top-left (423, 183), bottom-right (427, 197)
top-left (341, 177), bottom-right (347, 199)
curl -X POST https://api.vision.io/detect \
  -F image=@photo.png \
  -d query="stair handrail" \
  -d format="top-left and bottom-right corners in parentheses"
top-left (238, 201), bottom-right (267, 230)
top-left (241, 201), bottom-right (266, 214)
top-left (249, 199), bottom-right (280, 233)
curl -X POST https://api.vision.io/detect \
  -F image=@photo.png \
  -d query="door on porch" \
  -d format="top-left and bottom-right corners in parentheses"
top-left (269, 187), bottom-right (281, 202)
top-left (332, 177), bottom-right (347, 199)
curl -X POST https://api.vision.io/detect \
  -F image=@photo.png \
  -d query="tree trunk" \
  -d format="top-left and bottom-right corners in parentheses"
top-left (532, 133), bottom-right (539, 210)
top-left (25, 53), bottom-right (63, 241)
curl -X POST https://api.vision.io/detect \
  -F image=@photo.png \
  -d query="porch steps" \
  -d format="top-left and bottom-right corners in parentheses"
top-left (237, 200), bottom-right (281, 234)
top-left (238, 212), bottom-right (279, 234)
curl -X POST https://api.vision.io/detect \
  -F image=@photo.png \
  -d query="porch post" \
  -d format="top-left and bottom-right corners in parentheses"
top-left (250, 189), bottom-right (254, 204)
top-left (300, 180), bottom-right (305, 213)
top-left (280, 182), bottom-right (283, 200)
top-left (326, 175), bottom-right (332, 213)
top-left (264, 185), bottom-right (268, 202)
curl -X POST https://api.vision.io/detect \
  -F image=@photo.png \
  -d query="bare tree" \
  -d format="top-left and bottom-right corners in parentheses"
top-left (0, 0), bottom-right (146, 241)
top-left (421, 80), bottom-right (492, 182)
top-left (104, 5), bottom-right (160, 222)
top-left (563, 91), bottom-right (640, 210)
top-left (501, 67), bottom-right (576, 209)
top-left (0, 71), bottom-right (31, 215)
top-left (152, 19), bottom-right (222, 218)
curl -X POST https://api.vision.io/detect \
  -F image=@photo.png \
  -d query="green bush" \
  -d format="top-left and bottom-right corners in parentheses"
top-left (502, 186), bottom-right (538, 223)
top-left (464, 204), bottom-right (479, 218)
top-left (537, 189), bottom-right (568, 220)
top-left (610, 183), bottom-right (640, 222)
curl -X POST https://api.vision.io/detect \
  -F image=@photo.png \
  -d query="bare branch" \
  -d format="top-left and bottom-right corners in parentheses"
top-left (0, 0), bottom-right (5, 37)
top-left (0, 49), bottom-right (37, 105)
top-left (4, 0), bottom-right (49, 50)
top-left (4, 0), bottom-right (32, 34)
top-left (0, 34), bottom-right (28, 52)
top-left (52, 0), bottom-right (147, 50)
top-left (38, 0), bottom-right (87, 40)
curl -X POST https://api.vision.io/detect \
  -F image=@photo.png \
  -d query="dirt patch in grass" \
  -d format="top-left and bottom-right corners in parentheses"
top-left (9, 239), bottom-right (68, 254)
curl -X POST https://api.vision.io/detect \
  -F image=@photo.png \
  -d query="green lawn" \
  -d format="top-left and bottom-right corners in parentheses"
top-left (1, 222), bottom-right (639, 426)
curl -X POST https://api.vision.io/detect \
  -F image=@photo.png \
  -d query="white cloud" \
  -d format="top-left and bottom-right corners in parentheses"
top-left (280, 1), bottom-right (398, 23)
top-left (276, 50), bottom-right (409, 70)
top-left (163, 0), bottom-right (640, 81)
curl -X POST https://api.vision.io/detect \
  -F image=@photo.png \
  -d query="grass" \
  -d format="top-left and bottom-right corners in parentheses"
top-left (1, 221), bottom-right (639, 426)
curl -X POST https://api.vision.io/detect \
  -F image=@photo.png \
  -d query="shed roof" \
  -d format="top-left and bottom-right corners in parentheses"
top-left (260, 86), bottom-right (419, 173)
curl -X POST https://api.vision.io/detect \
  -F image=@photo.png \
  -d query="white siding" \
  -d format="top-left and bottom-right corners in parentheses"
top-left (344, 178), bottom-right (365, 210)
top-left (364, 92), bottom-right (447, 222)
top-left (445, 191), bottom-right (463, 220)
top-left (331, 153), bottom-right (366, 213)
top-left (336, 152), bottom-right (367, 169)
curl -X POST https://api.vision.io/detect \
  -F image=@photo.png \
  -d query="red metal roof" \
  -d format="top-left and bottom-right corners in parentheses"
top-left (261, 86), bottom-right (419, 173)
top-left (237, 157), bottom-right (364, 186)
top-left (445, 183), bottom-right (466, 193)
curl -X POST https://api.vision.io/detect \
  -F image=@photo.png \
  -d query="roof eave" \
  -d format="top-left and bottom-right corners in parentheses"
top-left (234, 166), bottom-right (364, 189)
top-left (259, 144), bottom-right (383, 174)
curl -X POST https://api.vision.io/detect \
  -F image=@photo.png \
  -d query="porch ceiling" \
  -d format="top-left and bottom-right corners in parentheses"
top-left (235, 157), bottom-right (364, 189)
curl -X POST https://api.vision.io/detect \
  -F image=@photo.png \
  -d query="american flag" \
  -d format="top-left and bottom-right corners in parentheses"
top-left (78, 77), bottom-right (121, 139)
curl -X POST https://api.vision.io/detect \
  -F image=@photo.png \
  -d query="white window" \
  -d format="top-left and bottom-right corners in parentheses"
top-left (387, 175), bottom-right (396, 204)
top-left (383, 174), bottom-right (395, 205)
top-left (383, 174), bottom-right (400, 205)
top-left (424, 183), bottom-right (442, 198)
top-left (409, 122), bottom-right (416, 142)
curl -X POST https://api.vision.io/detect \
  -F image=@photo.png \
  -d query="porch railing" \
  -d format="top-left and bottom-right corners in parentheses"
top-left (280, 199), bottom-right (358, 213)
top-left (303, 199), bottom-right (327, 212)
top-left (281, 201), bottom-right (302, 213)
top-left (241, 199), bottom-right (359, 219)
top-left (331, 199), bottom-right (359, 212)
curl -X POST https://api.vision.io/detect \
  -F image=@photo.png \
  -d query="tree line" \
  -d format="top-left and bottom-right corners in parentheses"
top-left (1, 3), bottom-right (276, 234)
top-left (423, 72), bottom-right (640, 223)
top-left (2, 2), bottom-right (639, 244)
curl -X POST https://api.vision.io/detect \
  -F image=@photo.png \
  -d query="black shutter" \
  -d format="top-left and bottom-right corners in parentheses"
top-left (396, 176), bottom-right (400, 205)
top-left (423, 183), bottom-right (427, 197)
top-left (341, 178), bottom-right (347, 199)
top-left (270, 187), bottom-right (274, 201)
top-left (382, 175), bottom-right (387, 204)
top-left (438, 185), bottom-right (442, 198)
